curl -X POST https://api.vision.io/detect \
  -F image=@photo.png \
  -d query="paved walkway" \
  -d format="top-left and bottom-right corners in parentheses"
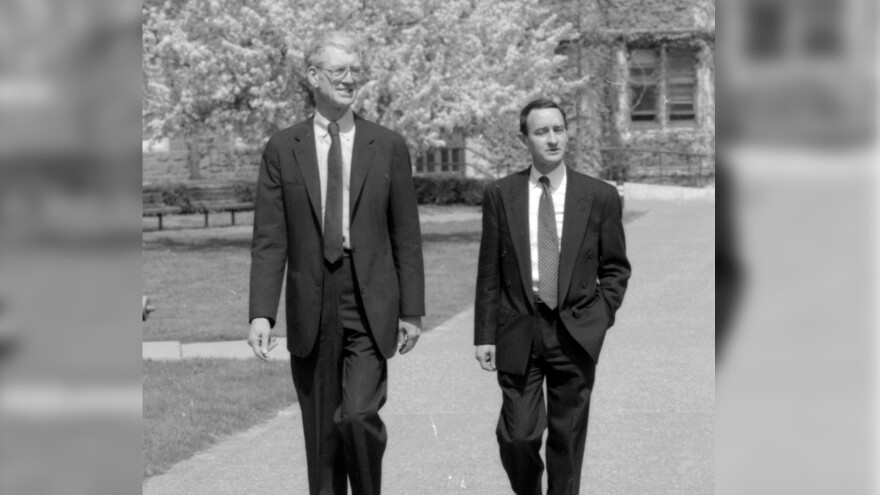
top-left (143, 198), bottom-right (714, 494)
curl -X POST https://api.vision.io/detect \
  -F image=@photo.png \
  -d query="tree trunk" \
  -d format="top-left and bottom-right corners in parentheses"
top-left (185, 137), bottom-right (204, 180)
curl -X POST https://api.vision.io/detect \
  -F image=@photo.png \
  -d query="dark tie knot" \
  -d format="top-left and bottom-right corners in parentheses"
top-left (328, 121), bottom-right (340, 136)
top-left (539, 176), bottom-right (551, 193)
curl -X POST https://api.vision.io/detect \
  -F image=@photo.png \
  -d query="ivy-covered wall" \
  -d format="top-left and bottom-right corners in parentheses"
top-left (606, 0), bottom-right (714, 31)
top-left (561, 0), bottom-right (715, 183)
top-left (612, 38), bottom-right (715, 151)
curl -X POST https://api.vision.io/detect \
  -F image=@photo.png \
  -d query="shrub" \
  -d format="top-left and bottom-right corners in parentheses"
top-left (146, 177), bottom-right (488, 209)
top-left (412, 175), bottom-right (489, 205)
top-left (159, 184), bottom-right (193, 213)
top-left (145, 181), bottom-right (257, 214)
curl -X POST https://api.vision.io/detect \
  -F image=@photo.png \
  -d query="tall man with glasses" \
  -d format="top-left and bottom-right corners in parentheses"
top-left (248, 31), bottom-right (424, 495)
top-left (474, 99), bottom-right (631, 494)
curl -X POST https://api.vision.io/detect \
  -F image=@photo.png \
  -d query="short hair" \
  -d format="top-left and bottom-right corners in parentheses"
top-left (519, 99), bottom-right (567, 135)
top-left (305, 31), bottom-right (365, 69)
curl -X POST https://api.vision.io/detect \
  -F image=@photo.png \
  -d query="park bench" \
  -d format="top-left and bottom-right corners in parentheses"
top-left (187, 183), bottom-right (254, 228)
top-left (142, 183), bottom-right (255, 230)
top-left (143, 188), bottom-right (183, 231)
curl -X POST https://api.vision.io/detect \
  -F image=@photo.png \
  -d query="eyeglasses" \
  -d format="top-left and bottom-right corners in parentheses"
top-left (314, 65), bottom-right (368, 82)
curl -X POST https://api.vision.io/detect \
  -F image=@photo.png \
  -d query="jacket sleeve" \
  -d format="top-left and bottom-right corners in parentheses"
top-left (388, 134), bottom-right (425, 317)
top-left (474, 184), bottom-right (501, 345)
top-left (248, 139), bottom-right (288, 327)
top-left (597, 187), bottom-right (631, 326)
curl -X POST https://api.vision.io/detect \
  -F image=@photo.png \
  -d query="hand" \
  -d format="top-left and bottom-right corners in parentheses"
top-left (247, 318), bottom-right (279, 362)
top-left (397, 316), bottom-right (422, 355)
top-left (475, 345), bottom-right (496, 372)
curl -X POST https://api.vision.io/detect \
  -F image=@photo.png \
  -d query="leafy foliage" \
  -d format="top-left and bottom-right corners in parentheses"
top-left (412, 176), bottom-right (488, 205)
top-left (145, 177), bottom-right (485, 206)
top-left (143, 0), bottom-right (585, 176)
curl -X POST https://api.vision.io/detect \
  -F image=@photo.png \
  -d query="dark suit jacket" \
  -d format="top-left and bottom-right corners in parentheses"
top-left (474, 167), bottom-right (631, 375)
top-left (249, 115), bottom-right (425, 360)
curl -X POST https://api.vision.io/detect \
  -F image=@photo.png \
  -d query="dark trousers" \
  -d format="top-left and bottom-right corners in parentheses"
top-left (496, 303), bottom-right (597, 495)
top-left (291, 256), bottom-right (387, 495)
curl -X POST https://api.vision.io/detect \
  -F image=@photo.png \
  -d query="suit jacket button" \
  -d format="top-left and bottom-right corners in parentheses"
top-left (361, 287), bottom-right (366, 294)
top-left (505, 280), bottom-right (512, 287)
top-left (588, 251), bottom-right (594, 259)
top-left (581, 282), bottom-right (587, 288)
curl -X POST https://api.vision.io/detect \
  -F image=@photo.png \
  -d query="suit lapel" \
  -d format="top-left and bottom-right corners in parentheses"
top-left (558, 170), bottom-right (594, 303)
top-left (349, 116), bottom-right (376, 222)
top-left (500, 169), bottom-right (535, 309)
top-left (290, 119), bottom-right (322, 226)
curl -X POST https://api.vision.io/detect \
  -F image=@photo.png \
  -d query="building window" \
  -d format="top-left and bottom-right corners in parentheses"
top-left (666, 48), bottom-right (697, 122)
top-left (629, 48), bottom-right (660, 123)
top-left (628, 45), bottom-right (698, 126)
top-left (415, 147), bottom-right (466, 175)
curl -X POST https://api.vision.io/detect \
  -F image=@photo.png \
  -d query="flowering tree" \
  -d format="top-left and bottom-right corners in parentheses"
top-left (143, 0), bottom-right (308, 178)
top-left (144, 0), bottom-right (585, 178)
top-left (351, 0), bottom-right (584, 175)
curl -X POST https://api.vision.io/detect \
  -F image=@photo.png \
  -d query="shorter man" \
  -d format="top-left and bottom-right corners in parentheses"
top-left (474, 99), bottom-right (631, 494)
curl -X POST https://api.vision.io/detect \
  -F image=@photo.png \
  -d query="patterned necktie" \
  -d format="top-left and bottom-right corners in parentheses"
top-left (538, 176), bottom-right (558, 309)
top-left (324, 121), bottom-right (343, 263)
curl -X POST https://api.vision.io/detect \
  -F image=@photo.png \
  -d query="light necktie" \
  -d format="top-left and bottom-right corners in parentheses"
top-left (324, 121), bottom-right (343, 263)
top-left (538, 176), bottom-right (559, 309)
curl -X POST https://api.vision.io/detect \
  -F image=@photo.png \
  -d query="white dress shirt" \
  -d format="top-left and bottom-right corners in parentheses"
top-left (314, 109), bottom-right (355, 248)
top-left (529, 164), bottom-right (566, 293)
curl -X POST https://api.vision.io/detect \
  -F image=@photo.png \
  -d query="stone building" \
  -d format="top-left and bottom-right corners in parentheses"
top-left (440, 0), bottom-right (716, 184)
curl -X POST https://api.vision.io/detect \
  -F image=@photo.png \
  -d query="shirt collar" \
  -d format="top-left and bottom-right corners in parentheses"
top-left (314, 108), bottom-right (355, 137)
top-left (529, 163), bottom-right (566, 193)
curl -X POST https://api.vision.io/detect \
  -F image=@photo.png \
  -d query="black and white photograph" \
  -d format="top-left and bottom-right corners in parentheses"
top-left (0, 0), bottom-right (876, 493)
top-left (141, 1), bottom-right (714, 493)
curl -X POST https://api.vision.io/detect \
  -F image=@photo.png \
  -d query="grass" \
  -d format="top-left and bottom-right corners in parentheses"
top-left (143, 240), bottom-right (255, 342)
top-left (421, 219), bottom-right (482, 331)
top-left (142, 207), bottom-right (483, 342)
top-left (143, 358), bottom-right (295, 479)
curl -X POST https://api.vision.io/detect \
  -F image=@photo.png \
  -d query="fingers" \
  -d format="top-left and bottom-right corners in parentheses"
top-left (248, 332), bottom-right (274, 362)
top-left (260, 337), bottom-right (279, 361)
top-left (479, 354), bottom-right (494, 371)
top-left (398, 325), bottom-right (420, 355)
top-left (248, 318), bottom-right (274, 361)
top-left (474, 348), bottom-right (496, 372)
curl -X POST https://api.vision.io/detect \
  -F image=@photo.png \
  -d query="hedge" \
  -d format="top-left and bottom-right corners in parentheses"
top-left (411, 175), bottom-right (488, 205)
top-left (144, 180), bottom-right (257, 214)
top-left (144, 175), bottom-right (490, 210)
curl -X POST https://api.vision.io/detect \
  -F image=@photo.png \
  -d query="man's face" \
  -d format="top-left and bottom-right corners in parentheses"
top-left (308, 46), bottom-right (361, 112)
top-left (519, 108), bottom-right (568, 171)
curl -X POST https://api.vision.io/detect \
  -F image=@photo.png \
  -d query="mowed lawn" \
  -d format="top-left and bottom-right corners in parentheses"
top-left (142, 207), bottom-right (482, 342)
top-left (143, 358), bottom-right (295, 479)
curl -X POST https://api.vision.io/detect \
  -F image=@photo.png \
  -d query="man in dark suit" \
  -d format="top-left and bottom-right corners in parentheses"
top-left (474, 99), bottom-right (631, 495)
top-left (247, 31), bottom-right (425, 495)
